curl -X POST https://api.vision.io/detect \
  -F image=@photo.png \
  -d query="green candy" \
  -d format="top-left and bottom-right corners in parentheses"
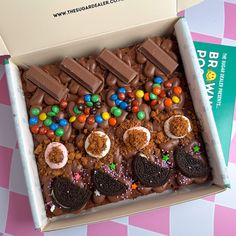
top-left (73, 106), bottom-right (82, 115)
top-left (86, 101), bottom-right (94, 107)
top-left (91, 94), bottom-right (100, 103)
top-left (153, 83), bottom-right (161, 88)
top-left (162, 154), bottom-right (169, 161)
top-left (113, 108), bottom-right (122, 117)
top-left (111, 106), bottom-right (118, 114)
top-left (43, 118), bottom-right (53, 127)
top-left (137, 111), bottom-right (145, 120)
top-left (51, 105), bottom-right (60, 114)
top-left (55, 127), bottom-right (64, 137)
top-left (31, 107), bottom-right (40, 116)
top-left (47, 111), bottom-right (56, 117)
top-left (150, 92), bottom-right (158, 100)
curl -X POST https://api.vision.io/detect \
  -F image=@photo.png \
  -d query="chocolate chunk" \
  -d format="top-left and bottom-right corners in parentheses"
top-left (25, 66), bottom-right (68, 101)
top-left (51, 177), bottom-right (92, 210)
top-left (29, 88), bottom-right (45, 106)
top-left (93, 170), bottom-right (127, 196)
top-left (133, 154), bottom-right (170, 187)
top-left (60, 57), bottom-right (103, 93)
top-left (139, 39), bottom-right (178, 75)
top-left (96, 48), bottom-right (137, 84)
top-left (174, 148), bottom-right (210, 178)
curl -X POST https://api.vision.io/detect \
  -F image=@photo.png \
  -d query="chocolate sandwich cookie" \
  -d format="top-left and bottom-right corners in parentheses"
top-left (133, 154), bottom-right (171, 187)
top-left (174, 148), bottom-right (210, 178)
top-left (93, 170), bottom-right (127, 196)
top-left (51, 177), bottom-right (92, 210)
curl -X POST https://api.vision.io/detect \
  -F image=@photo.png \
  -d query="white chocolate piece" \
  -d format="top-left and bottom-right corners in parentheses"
top-left (45, 142), bottom-right (68, 169)
top-left (164, 115), bottom-right (192, 139)
top-left (85, 131), bottom-right (111, 159)
top-left (123, 126), bottom-right (151, 149)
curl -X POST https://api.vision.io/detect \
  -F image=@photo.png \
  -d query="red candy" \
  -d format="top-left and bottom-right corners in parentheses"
top-left (86, 116), bottom-right (95, 125)
top-left (60, 99), bottom-right (68, 109)
top-left (132, 100), bottom-right (139, 107)
top-left (108, 117), bottom-right (117, 126)
top-left (118, 92), bottom-right (126, 100)
top-left (132, 106), bottom-right (139, 113)
top-left (159, 90), bottom-right (166, 98)
top-left (153, 87), bottom-right (161, 96)
top-left (84, 107), bottom-right (90, 115)
top-left (150, 100), bottom-right (158, 106)
top-left (39, 126), bottom-right (47, 135)
top-left (31, 125), bottom-right (39, 134)
top-left (164, 80), bottom-right (172, 88)
top-left (46, 130), bottom-right (55, 138)
top-left (127, 92), bottom-right (135, 98)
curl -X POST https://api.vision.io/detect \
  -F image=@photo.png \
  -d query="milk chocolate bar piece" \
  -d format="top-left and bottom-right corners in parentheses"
top-left (60, 57), bottom-right (103, 93)
top-left (96, 48), bottom-right (137, 84)
top-left (139, 38), bottom-right (178, 75)
top-left (25, 66), bottom-right (68, 101)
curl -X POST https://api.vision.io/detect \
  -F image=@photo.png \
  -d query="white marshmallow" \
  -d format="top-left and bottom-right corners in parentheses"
top-left (123, 126), bottom-right (151, 149)
top-left (164, 115), bottom-right (191, 139)
top-left (85, 131), bottom-right (111, 159)
top-left (44, 142), bottom-right (68, 169)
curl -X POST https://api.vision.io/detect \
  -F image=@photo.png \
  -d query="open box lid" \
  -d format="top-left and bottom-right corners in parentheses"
top-left (0, 0), bottom-right (203, 57)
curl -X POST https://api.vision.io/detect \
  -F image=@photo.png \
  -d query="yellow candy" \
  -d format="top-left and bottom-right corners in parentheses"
top-left (172, 96), bottom-right (180, 104)
top-left (136, 90), bottom-right (144, 98)
top-left (69, 116), bottom-right (76, 123)
top-left (102, 112), bottom-right (110, 120)
top-left (39, 112), bottom-right (47, 121)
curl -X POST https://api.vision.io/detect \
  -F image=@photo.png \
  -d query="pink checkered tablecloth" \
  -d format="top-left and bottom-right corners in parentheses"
top-left (1, 0), bottom-right (236, 235)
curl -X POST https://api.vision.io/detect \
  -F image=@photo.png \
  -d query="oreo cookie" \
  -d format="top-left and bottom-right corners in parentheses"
top-left (51, 177), bottom-right (92, 210)
top-left (133, 154), bottom-right (170, 187)
top-left (93, 170), bottom-right (127, 196)
top-left (174, 148), bottom-right (210, 178)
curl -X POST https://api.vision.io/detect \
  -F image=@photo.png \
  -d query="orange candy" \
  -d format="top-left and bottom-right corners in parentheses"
top-left (144, 92), bottom-right (150, 101)
top-left (173, 86), bottom-right (183, 96)
top-left (164, 98), bottom-right (173, 107)
top-left (78, 114), bottom-right (86, 123)
top-left (108, 117), bottom-right (117, 126)
top-left (153, 86), bottom-right (161, 96)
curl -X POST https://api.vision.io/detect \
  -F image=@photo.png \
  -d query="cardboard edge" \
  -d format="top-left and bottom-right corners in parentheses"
top-left (0, 34), bottom-right (9, 56)
top-left (174, 18), bottom-right (230, 188)
top-left (177, 0), bottom-right (204, 12)
top-left (5, 60), bottom-right (48, 230)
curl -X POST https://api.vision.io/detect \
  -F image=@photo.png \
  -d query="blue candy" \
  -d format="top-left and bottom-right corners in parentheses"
top-left (110, 94), bottom-right (118, 101)
top-left (84, 94), bottom-right (91, 102)
top-left (117, 87), bottom-right (126, 94)
top-left (59, 118), bottom-right (68, 127)
top-left (119, 102), bottom-right (128, 110)
top-left (115, 99), bottom-right (122, 106)
top-left (95, 115), bottom-right (104, 124)
top-left (50, 123), bottom-right (59, 131)
top-left (29, 117), bottom-right (38, 125)
top-left (154, 76), bottom-right (163, 84)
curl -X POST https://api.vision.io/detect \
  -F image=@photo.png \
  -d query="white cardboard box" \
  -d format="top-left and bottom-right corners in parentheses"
top-left (0, 0), bottom-right (229, 231)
